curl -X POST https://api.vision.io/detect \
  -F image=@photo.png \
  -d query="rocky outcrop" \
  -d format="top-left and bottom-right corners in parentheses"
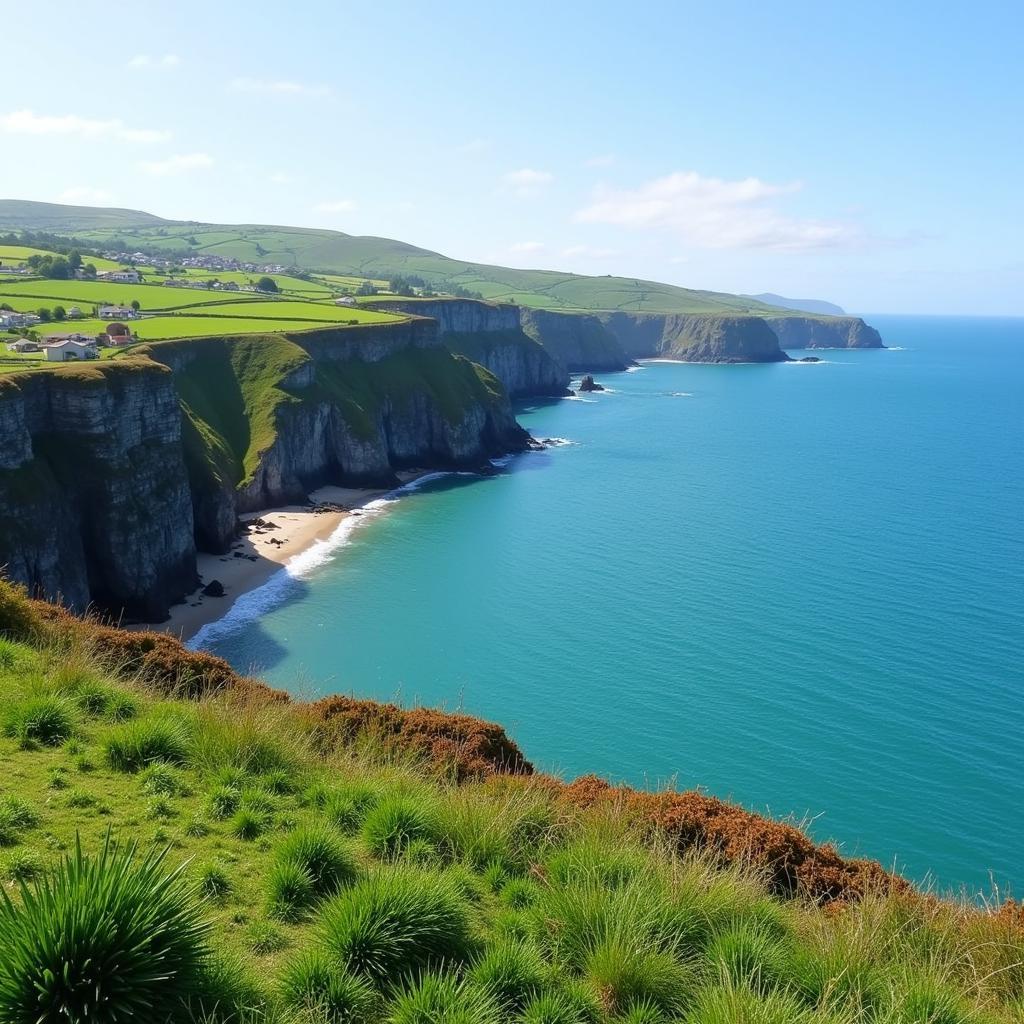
top-left (578, 374), bottom-right (605, 392)
top-left (767, 316), bottom-right (884, 350)
top-left (518, 308), bottom-right (632, 372)
top-left (367, 299), bottom-right (569, 398)
top-left (0, 362), bottom-right (197, 619)
top-left (596, 312), bottom-right (789, 363)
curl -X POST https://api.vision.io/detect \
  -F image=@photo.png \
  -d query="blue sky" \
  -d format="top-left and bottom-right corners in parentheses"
top-left (2, 1), bottom-right (1021, 314)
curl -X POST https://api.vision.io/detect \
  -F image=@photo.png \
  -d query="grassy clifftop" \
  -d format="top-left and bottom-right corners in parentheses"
top-left (0, 580), bottom-right (1021, 1024)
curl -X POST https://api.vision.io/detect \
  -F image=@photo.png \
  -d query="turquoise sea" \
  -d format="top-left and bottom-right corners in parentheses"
top-left (196, 315), bottom-right (1024, 895)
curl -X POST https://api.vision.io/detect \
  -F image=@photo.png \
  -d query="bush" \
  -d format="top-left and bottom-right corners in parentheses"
top-left (468, 938), bottom-right (547, 1012)
top-left (3, 695), bottom-right (75, 747)
top-left (361, 793), bottom-right (440, 859)
top-left (319, 867), bottom-right (475, 986)
top-left (105, 716), bottom-right (190, 772)
top-left (266, 859), bottom-right (316, 922)
top-left (0, 835), bottom-right (210, 1023)
top-left (275, 826), bottom-right (359, 897)
top-left (389, 971), bottom-right (500, 1024)
top-left (279, 950), bottom-right (379, 1021)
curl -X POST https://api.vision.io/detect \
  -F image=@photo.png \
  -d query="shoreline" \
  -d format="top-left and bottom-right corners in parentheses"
top-left (142, 473), bottom-right (430, 646)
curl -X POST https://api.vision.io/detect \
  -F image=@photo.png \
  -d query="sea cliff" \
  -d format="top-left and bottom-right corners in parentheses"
top-left (767, 315), bottom-right (885, 349)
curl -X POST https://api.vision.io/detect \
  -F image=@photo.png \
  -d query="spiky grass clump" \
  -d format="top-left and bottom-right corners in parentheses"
top-left (275, 826), bottom-right (359, 898)
top-left (322, 781), bottom-right (383, 834)
top-left (520, 988), bottom-right (601, 1024)
top-left (0, 835), bottom-right (210, 1024)
top-left (704, 921), bottom-right (794, 993)
top-left (3, 694), bottom-right (75, 747)
top-left (584, 936), bottom-right (692, 1018)
top-left (231, 807), bottom-right (270, 841)
top-left (2, 850), bottom-right (44, 883)
top-left (189, 702), bottom-right (305, 778)
top-left (389, 971), bottom-right (500, 1024)
top-left (0, 797), bottom-right (39, 847)
top-left (319, 866), bottom-right (475, 986)
top-left (266, 859), bottom-right (317, 922)
top-left (544, 835), bottom-right (652, 890)
top-left (104, 715), bottom-right (191, 772)
top-left (279, 950), bottom-right (379, 1021)
top-left (361, 793), bottom-right (441, 860)
top-left (198, 862), bottom-right (233, 901)
top-left (684, 981), bottom-right (816, 1023)
top-left (141, 763), bottom-right (188, 797)
top-left (207, 782), bottom-right (242, 820)
top-left (468, 938), bottom-right (547, 1012)
top-left (246, 919), bottom-right (288, 956)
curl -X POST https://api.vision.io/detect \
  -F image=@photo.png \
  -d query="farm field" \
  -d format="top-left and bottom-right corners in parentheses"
top-left (0, 245), bottom-right (123, 271)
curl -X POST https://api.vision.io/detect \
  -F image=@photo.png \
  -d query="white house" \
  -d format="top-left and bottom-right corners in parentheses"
top-left (67, 306), bottom-right (84, 319)
top-left (98, 269), bottom-right (141, 284)
top-left (0, 311), bottom-right (41, 329)
top-left (43, 338), bottom-right (98, 362)
top-left (7, 339), bottom-right (40, 353)
top-left (97, 305), bottom-right (137, 320)
top-left (335, 296), bottom-right (357, 307)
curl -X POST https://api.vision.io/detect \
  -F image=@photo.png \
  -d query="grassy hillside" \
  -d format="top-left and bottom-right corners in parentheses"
top-left (0, 200), bottom-right (794, 317)
top-left (0, 581), bottom-right (1021, 1024)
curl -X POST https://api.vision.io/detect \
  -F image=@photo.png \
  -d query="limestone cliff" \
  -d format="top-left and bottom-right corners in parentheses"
top-left (366, 299), bottom-right (569, 398)
top-left (0, 362), bottom-right (197, 618)
top-left (518, 308), bottom-right (632, 371)
top-left (596, 312), bottom-right (789, 363)
top-left (766, 316), bottom-right (885, 350)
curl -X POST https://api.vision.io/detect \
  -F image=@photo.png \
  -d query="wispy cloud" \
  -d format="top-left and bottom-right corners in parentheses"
top-left (138, 152), bottom-right (214, 176)
top-left (575, 171), bottom-right (860, 251)
top-left (0, 109), bottom-right (169, 143)
top-left (58, 186), bottom-right (113, 203)
top-left (509, 241), bottom-right (545, 254)
top-left (315, 199), bottom-right (357, 213)
top-left (502, 168), bottom-right (554, 198)
top-left (229, 77), bottom-right (331, 98)
top-left (584, 154), bottom-right (615, 168)
top-left (128, 54), bottom-right (180, 70)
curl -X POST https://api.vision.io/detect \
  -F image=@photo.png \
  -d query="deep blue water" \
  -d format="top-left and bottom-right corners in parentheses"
top-left (197, 315), bottom-right (1024, 894)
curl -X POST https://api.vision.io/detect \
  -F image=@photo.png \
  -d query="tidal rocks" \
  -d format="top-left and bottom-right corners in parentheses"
top-left (202, 579), bottom-right (225, 597)
top-left (578, 374), bottom-right (605, 392)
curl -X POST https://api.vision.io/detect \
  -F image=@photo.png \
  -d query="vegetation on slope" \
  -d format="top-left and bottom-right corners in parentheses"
top-left (0, 579), bottom-right (1022, 1024)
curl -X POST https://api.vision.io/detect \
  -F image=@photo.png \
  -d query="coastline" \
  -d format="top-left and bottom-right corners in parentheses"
top-left (143, 474), bottom-right (430, 646)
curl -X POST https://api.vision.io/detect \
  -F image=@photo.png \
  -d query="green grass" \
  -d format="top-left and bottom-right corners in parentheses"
top-left (0, 616), bottom-right (1019, 1024)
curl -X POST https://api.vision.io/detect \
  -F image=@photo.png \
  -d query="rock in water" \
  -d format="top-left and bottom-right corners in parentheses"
top-left (202, 580), bottom-right (225, 597)
top-left (578, 374), bottom-right (605, 392)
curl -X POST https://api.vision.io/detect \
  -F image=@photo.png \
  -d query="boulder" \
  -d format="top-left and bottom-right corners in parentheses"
top-left (578, 374), bottom-right (605, 392)
top-left (202, 579), bottom-right (225, 597)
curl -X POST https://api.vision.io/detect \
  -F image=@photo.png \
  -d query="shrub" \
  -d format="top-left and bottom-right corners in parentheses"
top-left (468, 938), bottom-right (547, 1012)
top-left (198, 862), bottom-right (233, 901)
top-left (279, 950), bottom-right (379, 1021)
top-left (3, 695), bottom-right (75, 747)
top-left (319, 866), bottom-right (475, 986)
top-left (0, 835), bottom-right (210, 1023)
top-left (389, 971), bottom-right (501, 1024)
top-left (361, 793), bottom-right (440, 859)
top-left (275, 826), bottom-right (359, 898)
top-left (266, 859), bottom-right (316, 922)
top-left (584, 936), bottom-right (692, 1017)
top-left (105, 716), bottom-right (190, 772)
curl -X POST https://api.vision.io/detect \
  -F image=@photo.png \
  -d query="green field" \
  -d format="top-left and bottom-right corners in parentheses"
top-left (0, 200), bottom-right (803, 317)
top-left (0, 245), bottom-right (123, 271)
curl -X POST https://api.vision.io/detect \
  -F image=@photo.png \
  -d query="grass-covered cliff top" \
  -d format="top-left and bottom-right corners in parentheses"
top-left (0, 579), bottom-right (1021, 1024)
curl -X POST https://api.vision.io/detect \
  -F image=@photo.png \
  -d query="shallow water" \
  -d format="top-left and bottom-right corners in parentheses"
top-left (198, 315), bottom-right (1024, 894)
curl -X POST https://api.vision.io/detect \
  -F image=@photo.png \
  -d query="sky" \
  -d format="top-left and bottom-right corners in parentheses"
top-left (2, 1), bottom-right (1021, 315)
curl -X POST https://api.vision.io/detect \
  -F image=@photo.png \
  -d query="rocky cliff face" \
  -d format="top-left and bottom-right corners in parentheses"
top-left (367, 300), bottom-right (569, 397)
top-left (767, 316), bottom-right (885, 350)
top-left (518, 308), bottom-right (631, 371)
top-left (0, 363), bottom-right (197, 618)
top-left (596, 312), bottom-right (789, 363)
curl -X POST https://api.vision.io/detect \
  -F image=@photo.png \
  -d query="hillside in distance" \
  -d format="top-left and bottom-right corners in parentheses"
top-left (0, 199), bottom-right (792, 317)
top-left (746, 292), bottom-right (846, 316)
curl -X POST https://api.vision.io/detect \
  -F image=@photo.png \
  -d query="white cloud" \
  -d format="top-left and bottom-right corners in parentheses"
top-left (128, 54), bottom-right (180, 70)
top-left (509, 241), bottom-right (545, 254)
top-left (502, 168), bottom-right (554, 198)
top-left (58, 186), bottom-right (113, 204)
top-left (584, 154), bottom-right (615, 167)
top-left (0, 109), bottom-right (169, 143)
top-left (575, 171), bottom-right (861, 251)
top-left (138, 152), bottom-right (214, 176)
top-left (229, 77), bottom-right (331, 98)
top-left (315, 199), bottom-right (357, 213)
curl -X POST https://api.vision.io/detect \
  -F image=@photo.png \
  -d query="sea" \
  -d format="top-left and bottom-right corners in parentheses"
top-left (193, 315), bottom-right (1024, 896)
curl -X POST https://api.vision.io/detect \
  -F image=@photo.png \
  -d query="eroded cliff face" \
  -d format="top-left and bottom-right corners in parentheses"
top-left (596, 312), bottom-right (790, 363)
top-left (518, 308), bottom-right (632, 372)
top-left (767, 316), bottom-right (885, 350)
top-left (366, 300), bottom-right (570, 397)
top-left (0, 363), bottom-right (197, 618)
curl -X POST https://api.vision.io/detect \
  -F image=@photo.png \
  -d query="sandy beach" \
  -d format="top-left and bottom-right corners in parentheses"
top-left (146, 477), bottom-right (424, 644)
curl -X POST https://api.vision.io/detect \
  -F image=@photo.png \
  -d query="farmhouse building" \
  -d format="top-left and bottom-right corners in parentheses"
top-left (43, 338), bottom-right (97, 362)
top-left (98, 305), bottom-right (137, 320)
top-left (104, 323), bottom-right (133, 346)
top-left (6, 339), bottom-right (40, 353)
top-left (98, 269), bottom-right (141, 284)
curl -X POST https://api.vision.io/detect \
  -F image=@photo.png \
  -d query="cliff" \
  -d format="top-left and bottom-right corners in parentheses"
top-left (518, 308), bottom-right (632, 371)
top-left (766, 315), bottom-right (885, 349)
top-left (0, 362), bottom-right (197, 619)
top-left (0, 320), bottom-right (531, 618)
top-left (366, 299), bottom-right (570, 398)
top-left (595, 312), bottom-right (790, 363)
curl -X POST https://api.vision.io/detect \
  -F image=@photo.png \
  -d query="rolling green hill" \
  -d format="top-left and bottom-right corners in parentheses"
top-left (0, 200), bottom-right (790, 317)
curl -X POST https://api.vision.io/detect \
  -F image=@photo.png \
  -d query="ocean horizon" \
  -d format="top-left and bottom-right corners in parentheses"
top-left (196, 314), bottom-right (1024, 896)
